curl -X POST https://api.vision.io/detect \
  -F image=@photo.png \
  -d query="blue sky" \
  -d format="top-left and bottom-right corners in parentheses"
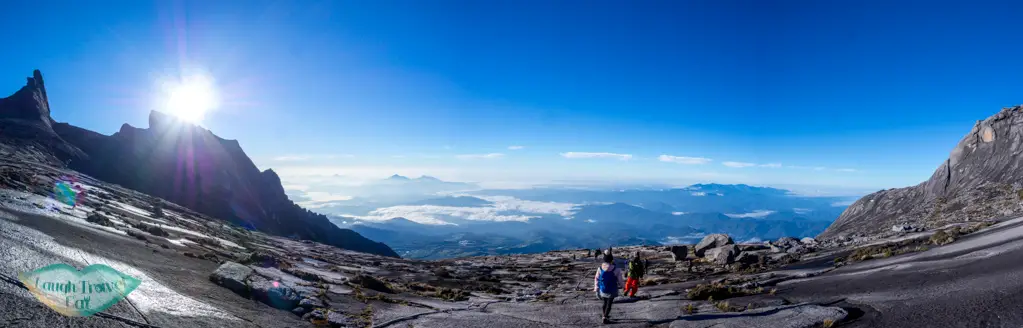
top-left (2, 0), bottom-right (1023, 190)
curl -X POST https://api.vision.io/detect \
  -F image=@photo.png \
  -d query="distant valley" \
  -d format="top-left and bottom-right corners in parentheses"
top-left (295, 176), bottom-right (859, 259)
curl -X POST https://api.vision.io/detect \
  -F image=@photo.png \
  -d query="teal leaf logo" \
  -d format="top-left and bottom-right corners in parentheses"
top-left (18, 263), bottom-right (142, 317)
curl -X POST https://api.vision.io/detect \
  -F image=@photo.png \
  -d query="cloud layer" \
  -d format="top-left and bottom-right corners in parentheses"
top-left (272, 154), bottom-right (353, 161)
top-left (658, 155), bottom-right (712, 165)
top-left (456, 153), bottom-right (505, 160)
top-left (351, 195), bottom-right (579, 225)
top-left (724, 210), bottom-right (776, 218)
top-left (722, 161), bottom-right (756, 168)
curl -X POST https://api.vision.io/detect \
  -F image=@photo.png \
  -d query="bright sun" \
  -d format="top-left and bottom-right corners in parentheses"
top-left (161, 74), bottom-right (219, 123)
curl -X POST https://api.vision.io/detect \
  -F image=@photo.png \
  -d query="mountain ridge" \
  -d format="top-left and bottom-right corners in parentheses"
top-left (0, 70), bottom-right (399, 257)
top-left (821, 105), bottom-right (1023, 240)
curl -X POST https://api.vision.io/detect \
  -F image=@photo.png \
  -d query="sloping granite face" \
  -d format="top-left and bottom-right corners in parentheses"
top-left (58, 110), bottom-right (397, 258)
top-left (821, 105), bottom-right (1023, 240)
top-left (0, 70), bottom-right (397, 257)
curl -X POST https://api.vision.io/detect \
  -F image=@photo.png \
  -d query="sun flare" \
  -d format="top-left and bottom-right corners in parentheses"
top-left (160, 74), bottom-right (219, 123)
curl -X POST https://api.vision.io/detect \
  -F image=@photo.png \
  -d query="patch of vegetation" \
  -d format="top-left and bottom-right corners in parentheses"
top-left (687, 284), bottom-right (750, 301)
top-left (682, 303), bottom-right (697, 315)
top-left (357, 305), bottom-right (374, 327)
top-left (823, 318), bottom-right (836, 327)
top-left (353, 286), bottom-right (408, 306)
top-left (403, 282), bottom-right (470, 301)
top-left (714, 301), bottom-right (734, 312)
top-left (350, 274), bottom-right (394, 294)
top-left (536, 293), bottom-right (555, 302)
top-left (930, 227), bottom-right (961, 246)
top-left (847, 237), bottom-right (934, 263)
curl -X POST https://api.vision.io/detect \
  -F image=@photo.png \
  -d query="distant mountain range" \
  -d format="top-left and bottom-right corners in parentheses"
top-left (322, 182), bottom-right (855, 259)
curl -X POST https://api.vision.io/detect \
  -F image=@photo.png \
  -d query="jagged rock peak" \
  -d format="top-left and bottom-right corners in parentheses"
top-left (0, 69), bottom-right (53, 126)
top-left (820, 104), bottom-right (1023, 240)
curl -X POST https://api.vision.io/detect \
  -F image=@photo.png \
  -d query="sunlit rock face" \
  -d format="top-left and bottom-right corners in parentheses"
top-left (821, 105), bottom-right (1023, 240)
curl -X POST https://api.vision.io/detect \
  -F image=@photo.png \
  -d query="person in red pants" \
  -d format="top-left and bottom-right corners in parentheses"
top-left (624, 252), bottom-right (646, 297)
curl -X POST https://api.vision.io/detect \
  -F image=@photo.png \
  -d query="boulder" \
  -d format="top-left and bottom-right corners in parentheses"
top-left (126, 228), bottom-right (148, 241)
top-left (209, 261), bottom-right (254, 297)
top-left (695, 234), bottom-right (734, 257)
top-left (248, 274), bottom-right (303, 310)
top-left (800, 237), bottom-right (818, 245)
top-left (772, 237), bottom-right (801, 249)
top-left (298, 297), bottom-right (324, 309)
top-left (144, 224), bottom-right (169, 237)
top-left (704, 245), bottom-right (740, 265)
top-left (85, 212), bottom-right (112, 226)
top-left (669, 245), bottom-right (689, 262)
top-left (735, 251), bottom-right (765, 265)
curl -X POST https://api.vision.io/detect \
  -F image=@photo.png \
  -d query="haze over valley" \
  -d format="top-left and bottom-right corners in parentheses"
top-left (281, 173), bottom-right (860, 259)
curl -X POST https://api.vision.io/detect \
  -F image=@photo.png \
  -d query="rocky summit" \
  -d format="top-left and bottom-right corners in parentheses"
top-left (821, 105), bottom-right (1023, 242)
top-left (0, 71), bottom-right (397, 258)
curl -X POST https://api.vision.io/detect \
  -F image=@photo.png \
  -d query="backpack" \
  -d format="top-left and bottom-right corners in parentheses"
top-left (627, 260), bottom-right (644, 278)
top-left (598, 265), bottom-right (618, 293)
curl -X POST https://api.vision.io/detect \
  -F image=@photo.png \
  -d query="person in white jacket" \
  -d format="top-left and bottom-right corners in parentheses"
top-left (593, 253), bottom-right (625, 324)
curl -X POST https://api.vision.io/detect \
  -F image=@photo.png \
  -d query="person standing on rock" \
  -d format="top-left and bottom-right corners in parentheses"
top-left (623, 252), bottom-right (645, 297)
top-left (594, 253), bottom-right (624, 324)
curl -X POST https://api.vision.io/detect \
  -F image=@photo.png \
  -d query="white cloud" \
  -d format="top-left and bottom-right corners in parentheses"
top-left (835, 168), bottom-right (857, 172)
top-left (658, 155), bottom-right (712, 165)
top-left (456, 153), bottom-right (505, 160)
top-left (508, 145), bottom-right (524, 150)
top-left (722, 161), bottom-right (756, 168)
top-left (350, 195), bottom-right (579, 225)
top-left (724, 210), bottom-right (776, 218)
top-left (793, 208), bottom-right (812, 214)
top-left (561, 152), bottom-right (633, 161)
top-left (295, 191), bottom-right (354, 208)
top-left (282, 184), bottom-right (309, 191)
top-left (760, 163), bottom-right (782, 168)
top-left (273, 155), bottom-right (310, 161)
top-left (671, 212), bottom-right (687, 216)
top-left (272, 154), bottom-right (353, 161)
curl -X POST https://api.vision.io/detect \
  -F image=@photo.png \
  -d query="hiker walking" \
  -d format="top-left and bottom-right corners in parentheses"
top-left (624, 252), bottom-right (646, 297)
top-left (594, 253), bottom-right (624, 324)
